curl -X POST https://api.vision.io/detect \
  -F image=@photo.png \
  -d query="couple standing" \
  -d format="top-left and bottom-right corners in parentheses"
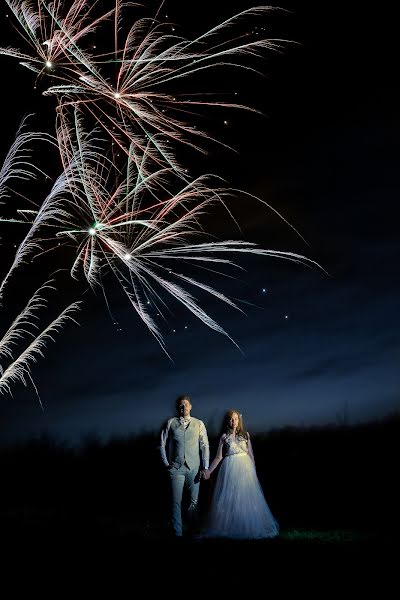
top-left (160, 394), bottom-right (279, 539)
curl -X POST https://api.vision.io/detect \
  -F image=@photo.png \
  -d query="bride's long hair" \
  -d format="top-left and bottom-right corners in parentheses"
top-left (222, 409), bottom-right (248, 439)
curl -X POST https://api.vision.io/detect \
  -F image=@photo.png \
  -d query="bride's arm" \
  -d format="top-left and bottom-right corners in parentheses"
top-left (208, 434), bottom-right (226, 475)
top-left (247, 433), bottom-right (255, 464)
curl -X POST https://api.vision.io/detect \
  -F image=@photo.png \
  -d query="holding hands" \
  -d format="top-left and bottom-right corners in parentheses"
top-left (201, 468), bottom-right (210, 480)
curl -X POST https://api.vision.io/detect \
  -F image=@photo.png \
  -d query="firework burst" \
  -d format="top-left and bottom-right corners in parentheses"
top-left (0, 2), bottom-right (321, 398)
top-left (2, 2), bottom-right (289, 174)
top-left (1, 112), bottom-right (320, 352)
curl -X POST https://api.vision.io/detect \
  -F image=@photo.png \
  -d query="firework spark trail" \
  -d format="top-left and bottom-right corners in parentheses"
top-left (0, 281), bottom-right (51, 361)
top-left (0, 301), bottom-right (81, 404)
top-left (0, 278), bottom-right (81, 404)
top-left (0, 117), bottom-right (57, 303)
top-left (0, 166), bottom-right (72, 301)
top-left (0, 115), bottom-right (52, 203)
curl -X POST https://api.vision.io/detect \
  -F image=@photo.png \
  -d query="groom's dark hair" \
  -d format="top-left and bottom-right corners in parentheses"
top-left (175, 394), bottom-right (192, 410)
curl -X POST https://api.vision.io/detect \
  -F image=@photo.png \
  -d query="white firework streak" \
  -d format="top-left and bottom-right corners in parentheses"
top-left (0, 293), bottom-right (81, 404)
top-left (0, 280), bottom-right (53, 362)
top-left (0, 168), bottom-right (72, 301)
top-left (0, 115), bottom-right (51, 202)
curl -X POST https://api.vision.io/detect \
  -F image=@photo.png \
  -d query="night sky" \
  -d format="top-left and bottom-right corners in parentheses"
top-left (0, 0), bottom-right (399, 445)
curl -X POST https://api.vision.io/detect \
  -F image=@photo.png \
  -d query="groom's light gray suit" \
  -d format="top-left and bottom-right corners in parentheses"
top-left (160, 416), bottom-right (209, 536)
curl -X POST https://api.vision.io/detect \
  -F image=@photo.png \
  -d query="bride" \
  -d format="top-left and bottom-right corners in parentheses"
top-left (204, 409), bottom-right (279, 539)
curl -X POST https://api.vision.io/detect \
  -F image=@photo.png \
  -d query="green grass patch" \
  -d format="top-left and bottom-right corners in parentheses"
top-left (280, 529), bottom-right (372, 543)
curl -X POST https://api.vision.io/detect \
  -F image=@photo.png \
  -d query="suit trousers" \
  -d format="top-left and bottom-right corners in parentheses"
top-left (169, 463), bottom-right (200, 536)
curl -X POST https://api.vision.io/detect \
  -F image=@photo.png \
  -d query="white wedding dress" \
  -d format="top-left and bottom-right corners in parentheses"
top-left (206, 433), bottom-right (279, 539)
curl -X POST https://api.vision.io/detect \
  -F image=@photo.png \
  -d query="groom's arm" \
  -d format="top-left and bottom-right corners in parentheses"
top-left (160, 419), bottom-right (172, 468)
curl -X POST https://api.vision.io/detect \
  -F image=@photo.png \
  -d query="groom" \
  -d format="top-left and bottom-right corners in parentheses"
top-left (160, 394), bottom-right (210, 537)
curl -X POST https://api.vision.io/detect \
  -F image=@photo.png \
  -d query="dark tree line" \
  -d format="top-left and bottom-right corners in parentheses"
top-left (1, 414), bottom-right (399, 541)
